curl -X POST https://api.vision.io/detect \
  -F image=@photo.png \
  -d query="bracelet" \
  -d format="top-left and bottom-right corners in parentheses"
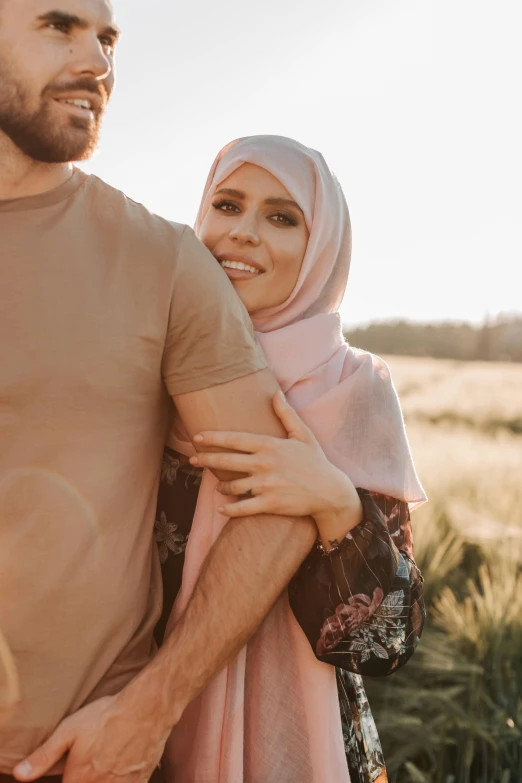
top-left (315, 488), bottom-right (371, 555)
top-left (315, 538), bottom-right (341, 556)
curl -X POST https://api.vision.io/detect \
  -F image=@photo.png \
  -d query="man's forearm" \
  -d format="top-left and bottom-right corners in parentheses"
top-left (126, 513), bottom-right (316, 729)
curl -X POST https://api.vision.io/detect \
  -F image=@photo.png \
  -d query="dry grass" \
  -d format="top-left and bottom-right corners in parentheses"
top-left (385, 355), bottom-right (522, 434)
top-left (366, 356), bottom-right (522, 783)
top-left (384, 355), bottom-right (522, 542)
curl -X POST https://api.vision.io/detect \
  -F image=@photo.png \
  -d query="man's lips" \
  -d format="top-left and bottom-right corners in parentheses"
top-left (52, 92), bottom-right (103, 119)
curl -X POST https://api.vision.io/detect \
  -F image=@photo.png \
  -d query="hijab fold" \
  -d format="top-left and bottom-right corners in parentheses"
top-left (163, 135), bottom-right (426, 782)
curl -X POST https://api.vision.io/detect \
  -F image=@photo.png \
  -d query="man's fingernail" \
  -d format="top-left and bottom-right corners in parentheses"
top-left (193, 434), bottom-right (203, 443)
top-left (218, 506), bottom-right (225, 514)
top-left (189, 456), bottom-right (198, 465)
top-left (14, 761), bottom-right (33, 779)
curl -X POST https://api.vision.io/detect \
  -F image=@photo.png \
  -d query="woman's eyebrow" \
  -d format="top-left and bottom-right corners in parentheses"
top-left (214, 189), bottom-right (303, 214)
top-left (214, 188), bottom-right (245, 199)
top-left (264, 197), bottom-right (303, 212)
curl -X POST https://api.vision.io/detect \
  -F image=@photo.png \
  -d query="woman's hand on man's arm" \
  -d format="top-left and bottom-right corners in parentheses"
top-left (189, 388), bottom-right (363, 549)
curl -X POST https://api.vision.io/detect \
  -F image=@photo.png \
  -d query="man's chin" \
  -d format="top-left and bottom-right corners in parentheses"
top-left (18, 129), bottom-right (100, 164)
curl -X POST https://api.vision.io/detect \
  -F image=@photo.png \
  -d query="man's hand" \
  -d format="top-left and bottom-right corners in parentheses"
top-left (13, 690), bottom-right (169, 783)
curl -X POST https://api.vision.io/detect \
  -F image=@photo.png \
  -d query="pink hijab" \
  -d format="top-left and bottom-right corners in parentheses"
top-left (163, 136), bottom-right (426, 782)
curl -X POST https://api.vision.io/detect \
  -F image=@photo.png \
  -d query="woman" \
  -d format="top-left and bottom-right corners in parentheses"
top-left (155, 135), bottom-right (427, 783)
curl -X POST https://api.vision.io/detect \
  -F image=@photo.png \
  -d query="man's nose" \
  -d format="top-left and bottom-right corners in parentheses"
top-left (70, 37), bottom-right (113, 82)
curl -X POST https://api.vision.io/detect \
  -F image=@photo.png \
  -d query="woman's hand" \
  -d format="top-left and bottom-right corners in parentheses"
top-left (190, 391), bottom-right (363, 547)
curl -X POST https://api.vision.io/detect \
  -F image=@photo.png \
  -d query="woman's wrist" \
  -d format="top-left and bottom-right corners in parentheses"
top-left (313, 474), bottom-right (364, 550)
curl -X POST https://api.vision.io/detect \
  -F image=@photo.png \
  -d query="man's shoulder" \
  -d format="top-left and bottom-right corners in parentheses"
top-left (82, 172), bottom-right (187, 255)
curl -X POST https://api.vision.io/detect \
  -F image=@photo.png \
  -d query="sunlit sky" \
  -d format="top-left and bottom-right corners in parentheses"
top-left (82, 0), bottom-right (521, 326)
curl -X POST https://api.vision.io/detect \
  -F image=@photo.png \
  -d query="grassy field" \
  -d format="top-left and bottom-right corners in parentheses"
top-left (365, 356), bottom-right (522, 783)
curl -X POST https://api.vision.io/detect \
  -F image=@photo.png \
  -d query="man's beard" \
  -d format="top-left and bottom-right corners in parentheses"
top-left (0, 62), bottom-right (107, 163)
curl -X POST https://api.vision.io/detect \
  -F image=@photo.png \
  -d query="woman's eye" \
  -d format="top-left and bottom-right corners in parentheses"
top-left (271, 213), bottom-right (297, 227)
top-left (212, 200), bottom-right (240, 214)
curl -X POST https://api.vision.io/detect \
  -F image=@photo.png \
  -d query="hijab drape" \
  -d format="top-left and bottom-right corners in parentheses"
top-left (163, 135), bottom-right (426, 782)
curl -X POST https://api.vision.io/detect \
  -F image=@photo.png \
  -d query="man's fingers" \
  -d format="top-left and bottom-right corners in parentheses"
top-left (272, 391), bottom-right (315, 443)
top-left (13, 722), bottom-right (74, 781)
top-left (193, 430), bottom-right (270, 453)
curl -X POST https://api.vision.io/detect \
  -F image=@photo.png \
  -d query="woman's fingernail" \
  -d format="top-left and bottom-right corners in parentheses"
top-left (218, 506), bottom-right (225, 514)
top-left (14, 761), bottom-right (33, 779)
top-left (193, 434), bottom-right (203, 443)
top-left (189, 456), bottom-right (199, 465)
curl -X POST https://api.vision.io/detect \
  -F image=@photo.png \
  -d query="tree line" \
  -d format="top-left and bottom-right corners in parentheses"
top-left (344, 314), bottom-right (522, 362)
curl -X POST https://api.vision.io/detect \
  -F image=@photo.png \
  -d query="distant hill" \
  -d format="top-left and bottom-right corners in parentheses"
top-left (343, 315), bottom-right (522, 362)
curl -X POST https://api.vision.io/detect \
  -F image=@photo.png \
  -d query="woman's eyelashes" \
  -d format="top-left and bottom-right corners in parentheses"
top-left (212, 199), bottom-right (240, 214)
top-left (271, 211), bottom-right (299, 227)
top-left (211, 200), bottom-right (299, 227)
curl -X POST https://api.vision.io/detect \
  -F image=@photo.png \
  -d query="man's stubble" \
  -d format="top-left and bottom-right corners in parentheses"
top-left (0, 52), bottom-right (105, 164)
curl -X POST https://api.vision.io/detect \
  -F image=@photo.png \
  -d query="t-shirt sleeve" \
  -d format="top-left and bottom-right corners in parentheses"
top-left (162, 226), bottom-right (267, 396)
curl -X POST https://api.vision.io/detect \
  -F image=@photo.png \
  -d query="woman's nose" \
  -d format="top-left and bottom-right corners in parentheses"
top-left (229, 216), bottom-right (260, 245)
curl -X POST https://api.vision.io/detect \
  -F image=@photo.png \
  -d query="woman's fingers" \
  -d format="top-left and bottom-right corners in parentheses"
top-left (218, 496), bottom-right (268, 518)
top-left (272, 391), bottom-right (316, 443)
top-left (216, 478), bottom-right (257, 496)
top-left (193, 430), bottom-right (272, 453)
top-left (190, 451), bottom-right (255, 472)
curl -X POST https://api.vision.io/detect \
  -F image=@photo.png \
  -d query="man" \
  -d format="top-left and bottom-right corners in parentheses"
top-left (0, 1), bottom-right (317, 781)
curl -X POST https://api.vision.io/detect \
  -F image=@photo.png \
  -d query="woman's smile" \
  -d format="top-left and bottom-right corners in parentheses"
top-left (216, 251), bottom-right (265, 279)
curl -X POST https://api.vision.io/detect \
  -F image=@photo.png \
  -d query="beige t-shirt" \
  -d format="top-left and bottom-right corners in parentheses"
top-left (0, 169), bottom-right (266, 769)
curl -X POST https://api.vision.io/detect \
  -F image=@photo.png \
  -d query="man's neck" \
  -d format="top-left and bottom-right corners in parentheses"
top-left (0, 133), bottom-right (73, 201)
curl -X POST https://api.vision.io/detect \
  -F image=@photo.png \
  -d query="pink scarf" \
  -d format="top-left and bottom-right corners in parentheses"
top-left (163, 136), bottom-right (426, 782)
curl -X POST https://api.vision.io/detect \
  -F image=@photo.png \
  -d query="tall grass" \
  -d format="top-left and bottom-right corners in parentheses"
top-left (364, 357), bottom-right (522, 783)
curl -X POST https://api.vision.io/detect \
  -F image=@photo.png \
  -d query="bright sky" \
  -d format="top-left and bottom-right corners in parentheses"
top-left (82, 0), bottom-right (522, 326)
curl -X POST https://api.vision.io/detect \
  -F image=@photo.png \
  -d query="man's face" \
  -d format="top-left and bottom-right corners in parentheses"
top-left (0, 0), bottom-right (118, 163)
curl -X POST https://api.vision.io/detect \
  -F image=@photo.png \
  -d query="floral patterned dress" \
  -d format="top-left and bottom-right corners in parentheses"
top-left (154, 447), bottom-right (425, 783)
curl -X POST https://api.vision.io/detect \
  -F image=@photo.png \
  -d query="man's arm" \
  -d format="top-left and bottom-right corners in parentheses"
top-left (137, 368), bottom-right (317, 724)
top-left (175, 367), bottom-right (286, 455)
top-left (14, 369), bottom-right (317, 783)
top-left (130, 503), bottom-right (316, 730)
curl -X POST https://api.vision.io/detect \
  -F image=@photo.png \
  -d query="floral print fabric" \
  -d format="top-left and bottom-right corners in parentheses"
top-left (289, 489), bottom-right (425, 679)
top-left (155, 448), bottom-right (425, 783)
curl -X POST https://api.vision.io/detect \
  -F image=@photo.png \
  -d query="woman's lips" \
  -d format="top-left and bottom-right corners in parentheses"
top-left (221, 266), bottom-right (261, 281)
top-left (217, 256), bottom-right (265, 281)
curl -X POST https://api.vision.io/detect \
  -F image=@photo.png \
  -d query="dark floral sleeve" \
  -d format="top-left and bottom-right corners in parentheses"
top-left (153, 447), bottom-right (202, 645)
top-left (288, 489), bottom-right (425, 676)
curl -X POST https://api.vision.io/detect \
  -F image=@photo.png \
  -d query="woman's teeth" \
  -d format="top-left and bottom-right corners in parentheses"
top-left (221, 260), bottom-right (261, 275)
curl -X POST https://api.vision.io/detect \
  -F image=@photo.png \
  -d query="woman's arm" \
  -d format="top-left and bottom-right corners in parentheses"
top-left (191, 392), bottom-right (426, 676)
top-left (289, 491), bottom-right (425, 676)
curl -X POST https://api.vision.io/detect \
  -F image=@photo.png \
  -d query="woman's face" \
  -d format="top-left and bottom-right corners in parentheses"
top-left (198, 163), bottom-right (309, 315)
